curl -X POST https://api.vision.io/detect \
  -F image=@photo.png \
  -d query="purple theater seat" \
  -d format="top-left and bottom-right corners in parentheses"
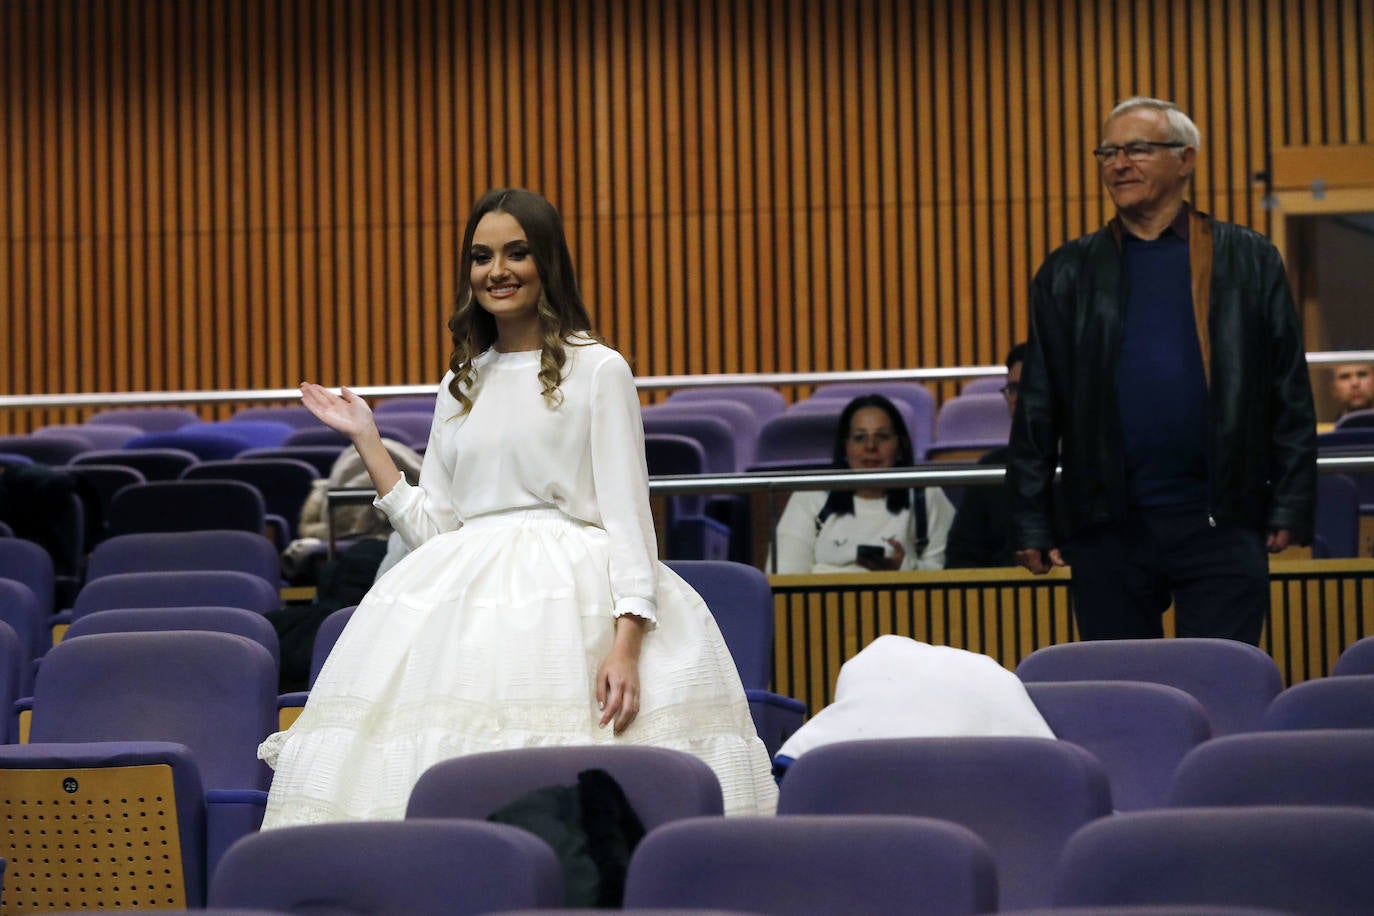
top-left (107, 479), bottom-right (266, 536)
top-left (34, 423), bottom-right (143, 449)
top-left (4, 632), bottom-right (278, 907)
top-left (1015, 638), bottom-right (1283, 736)
top-left (0, 536), bottom-right (56, 617)
top-left (72, 570), bottom-right (282, 619)
top-left (1334, 635), bottom-right (1374, 676)
top-left (70, 447), bottom-right (200, 481)
top-left (369, 410), bottom-right (434, 448)
top-left (776, 736), bottom-right (1112, 910)
top-left (183, 420), bottom-right (295, 448)
top-left (0, 434), bottom-right (90, 465)
top-left (63, 606), bottom-right (281, 670)
top-left (1313, 473), bottom-right (1360, 558)
top-left (644, 434), bottom-right (731, 561)
top-left (1335, 407), bottom-right (1374, 428)
top-left (0, 619), bottom-right (21, 742)
top-left (0, 579), bottom-right (44, 691)
top-left (665, 560), bottom-right (805, 756)
top-left (666, 385), bottom-right (787, 422)
top-left (238, 445), bottom-right (344, 478)
top-left (749, 409), bottom-right (845, 471)
top-left (229, 405), bottom-right (323, 429)
top-left (125, 430), bottom-right (255, 461)
top-left (624, 814), bottom-right (997, 916)
top-left (308, 605), bottom-right (355, 686)
top-left (180, 458), bottom-right (319, 541)
top-left (209, 820), bottom-right (563, 914)
top-left (62, 464), bottom-right (147, 542)
top-left (1053, 807), bottom-right (1374, 914)
top-left (934, 392), bottom-right (1011, 442)
top-left (86, 407), bottom-right (200, 432)
top-left (1263, 675), bottom-right (1374, 730)
top-left (642, 412), bottom-right (737, 474)
top-left (960, 374), bottom-right (1007, 395)
top-left (644, 400), bottom-right (761, 471)
top-left (1024, 680), bottom-right (1211, 811)
top-left (373, 393), bottom-right (439, 415)
top-left (406, 746), bottom-right (724, 831)
top-left (86, 530), bottom-right (281, 586)
top-left (1168, 730), bottom-right (1374, 808)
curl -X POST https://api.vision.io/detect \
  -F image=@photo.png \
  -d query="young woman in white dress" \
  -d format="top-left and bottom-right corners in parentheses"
top-left (772, 394), bottom-right (956, 573)
top-left (259, 188), bottom-right (777, 825)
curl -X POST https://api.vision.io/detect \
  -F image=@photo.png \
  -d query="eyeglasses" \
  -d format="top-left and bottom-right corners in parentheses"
top-left (1000, 382), bottom-right (1021, 398)
top-left (1092, 141), bottom-right (1187, 164)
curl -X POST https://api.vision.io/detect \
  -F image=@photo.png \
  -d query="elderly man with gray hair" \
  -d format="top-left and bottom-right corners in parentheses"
top-left (1007, 96), bottom-right (1316, 645)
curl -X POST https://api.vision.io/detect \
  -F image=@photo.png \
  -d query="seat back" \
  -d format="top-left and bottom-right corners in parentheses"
top-left (642, 412), bottom-right (739, 474)
top-left (373, 393), bottom-right (439, 415)
top-left (644, 400), bottom-right (760, 470)
top-left (107, 480), bottom-right (267, 536)
top-left (209, 820), bottom-right (563, 914)
top-left (1025, 680), bottom-right (1211, 811)
top-left (776, 736), bottom-right (1112, 909)
top-left (0, 579), bottom-right (45, 689)
top-left (73, 570), bottom-right (282, 619)
top-left (126, 429), bottom-right (257, 461)
top-left (624, 814), bottom-right (996, 916)
top-left (238, 444), bottom-right (344, 478)
top-left (35, 423), bottom-right (144, 449)
top-left (180, 459), bottom-right (319, 541)
top-left (1053, 806), bottom-right (1374, 914)
top-left (934, 392), bottom-right (1011, 442)
top-left (30, 631), bottom-right (277, 789)
top-left (370, 410), bottom-right (434, 448)
top-left (1263, 675), bottom-right (1374, 730)
top-left (64, 606), bottom-right (282, 670)
top-left (750, 409), bottom-right (844, 470)
top-left (0, 434), bottom-right (90, 465)
top-left (310, 605), bottom-right (356, 685)
top-left (229, 405), bottom-right (322, 428)
top-left (406, 745), bottom-right (724, 830)
top-left (87, 530), bottom-right (282, 585)
top-left (63, 464), bottom-right (148, 543)
top-left (1335, 407), bottom-right (1374, 428)
top-left (665, 560), bottom-right (772, 689)
top-left (0, 536), bottom-right (56, 617)
top-left (0, 619), bottom-right (23, 741)
top-left (86, 407), bottom-right (200, 431)
top-left (666, 385), bottom-right (787, 422)
top-left (1168, 730), bottom-right (1374, 808)
top-left (70, 447), bottom-right (200, 481)
top-left (1015, 638), bottom-right (1283, 735)
top-left (960, 375), bottom-right (1007, 395)
top-left (181, 420), bottom-right (295, 448)
top-left (1313, 473), bottom-right (1360, 558)
top-left (1334, 635), bottom-right (1374, 676)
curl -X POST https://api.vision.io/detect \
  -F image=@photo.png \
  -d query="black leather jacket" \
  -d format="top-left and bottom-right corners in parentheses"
top-left (1008, 208), bottom-right (1317, 548)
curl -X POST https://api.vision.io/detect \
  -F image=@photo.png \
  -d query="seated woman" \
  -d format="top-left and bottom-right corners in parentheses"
top-left (771, 394), bottom-right (955, 573)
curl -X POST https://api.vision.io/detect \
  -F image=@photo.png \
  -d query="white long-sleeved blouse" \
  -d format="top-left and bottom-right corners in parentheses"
top-left (374, 338), bottom-right (659, 622)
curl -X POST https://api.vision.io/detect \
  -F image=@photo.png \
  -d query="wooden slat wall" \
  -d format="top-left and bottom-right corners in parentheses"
top-left (3, 0), bottom-right (1373, 433)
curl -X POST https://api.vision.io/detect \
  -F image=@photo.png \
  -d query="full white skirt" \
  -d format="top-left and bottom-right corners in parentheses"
top-left (259, 509), bottom-right (778, 826)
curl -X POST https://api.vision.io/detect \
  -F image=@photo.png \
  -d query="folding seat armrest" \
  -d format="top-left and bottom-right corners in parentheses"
top-left (205, 788), bottom-right (269, 885)
top-left (13, 696), bottom-right (31, 743)
top-left (277, 691), bottom-right (308, 731)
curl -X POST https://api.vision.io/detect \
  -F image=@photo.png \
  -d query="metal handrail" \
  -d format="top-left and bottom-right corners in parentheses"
top-left (4, 349), bottom-right (1371, 410)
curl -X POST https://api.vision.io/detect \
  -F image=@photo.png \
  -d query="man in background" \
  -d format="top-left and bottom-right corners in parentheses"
top-left (1007, 96), bottom-right (1316, 645)
top-left (1331, 360), bottom-right (1374, 422)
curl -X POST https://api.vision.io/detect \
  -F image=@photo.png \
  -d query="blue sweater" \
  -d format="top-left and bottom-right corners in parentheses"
top-left (1115, 230), bottom-right (1209, 509)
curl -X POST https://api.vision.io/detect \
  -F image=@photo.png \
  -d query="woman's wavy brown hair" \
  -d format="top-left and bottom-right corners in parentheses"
top-left (447, 188), bottom-right (597, 412)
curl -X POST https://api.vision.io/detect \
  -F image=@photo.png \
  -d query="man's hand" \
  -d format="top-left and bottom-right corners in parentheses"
top-left (1014, 547), bottom-right (1065, 575)
top-left (1266, 528), bottom-right (1293, 553)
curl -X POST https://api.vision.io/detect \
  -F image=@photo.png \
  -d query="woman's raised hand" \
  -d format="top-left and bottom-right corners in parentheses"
top-left (300, 383), bottom-right (377, 441)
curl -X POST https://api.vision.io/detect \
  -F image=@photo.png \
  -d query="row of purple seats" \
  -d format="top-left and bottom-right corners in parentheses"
top-left (203, 738), bottom-right (1374, 915)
